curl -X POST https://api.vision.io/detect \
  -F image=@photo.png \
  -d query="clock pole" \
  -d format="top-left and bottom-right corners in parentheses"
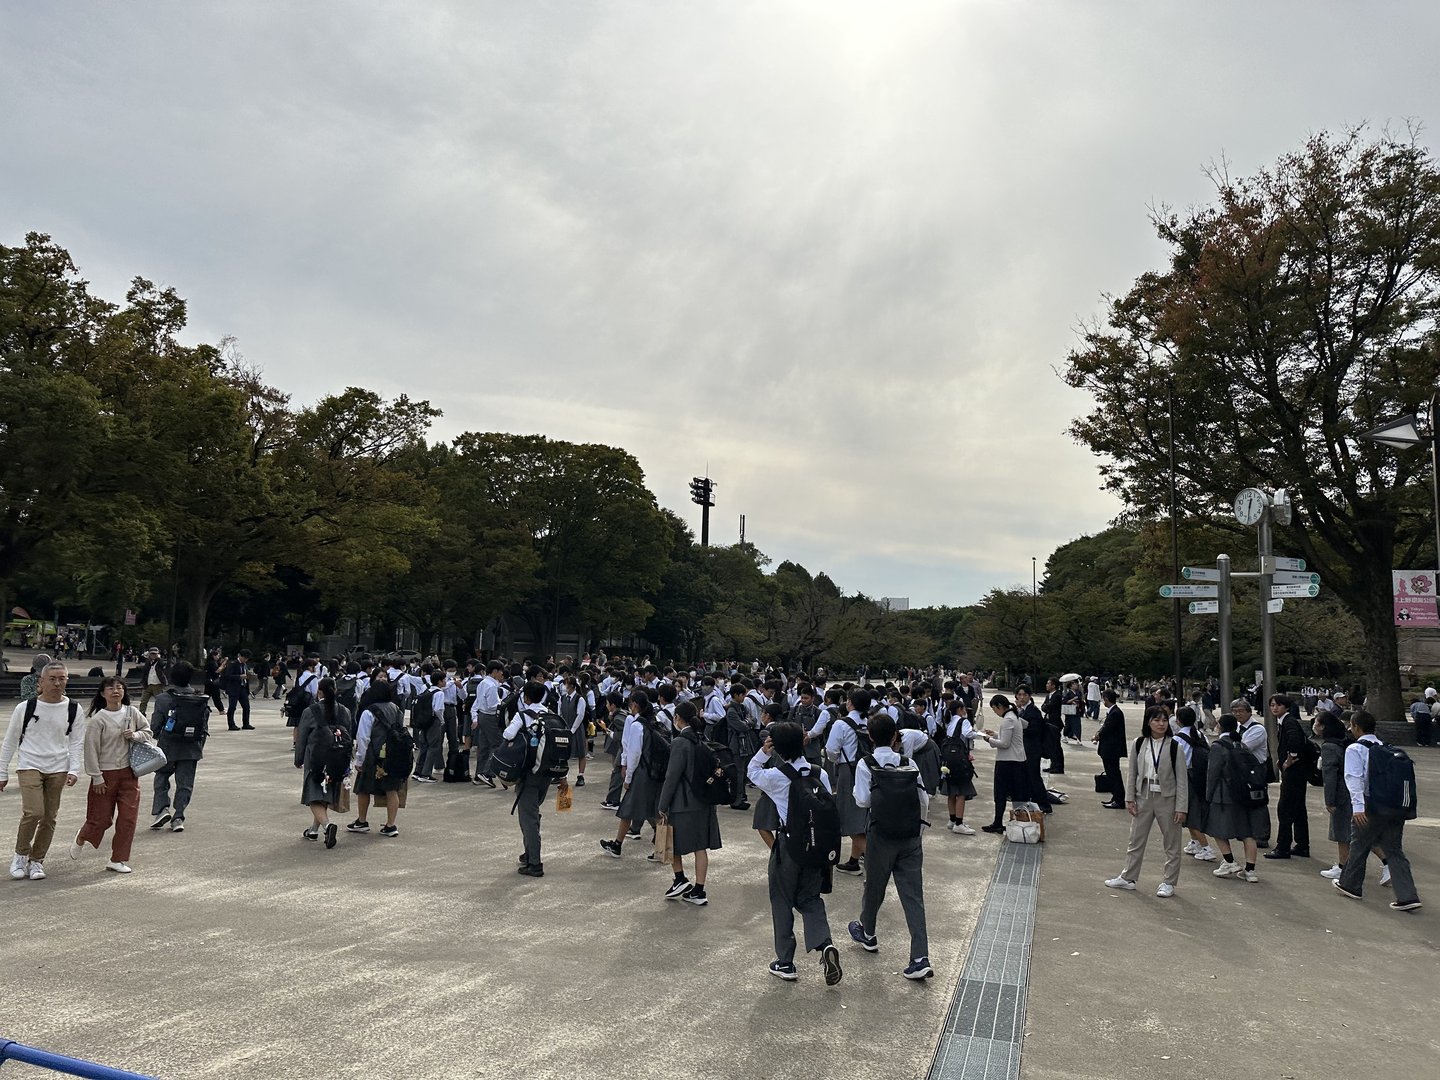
top-left (1218, 553), bottom-right (1233, 704)
top-left (1258, 506), bottom-right (1277, 752)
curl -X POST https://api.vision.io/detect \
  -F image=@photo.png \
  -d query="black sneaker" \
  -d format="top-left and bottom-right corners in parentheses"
top-left (517, 863), bottom-right (544, 878)
top-left (835, 860), bottom-right (862, 876)
top-left (729, 802), bottom-right (751, 811)
top-left (848, 920), bottom-right (878, 952)
top-left (769, 960), bottom-right (798, 981)
top-left (600, 840), bottom-right (623, 859)
top-left (820, 944), bottom-right (843, 986)
top-left (574, 776), bottom-right (585, 787)
top-left (599, 801), bottom-right (621, 811)
top-left (324, 823), bottom-right (338, 849)
top-left (303, 827), bottom-right (319, 841)
top-left (980, 823), bottom-right (1005, 834)
top-left (683, 885), bottom-right (708, 906)
top-left (346, 820), bottom-right (370, 833)
top-left (379, 824), bottom-right (399, 838)
top-left (473, 774), bottom-right (497, 789)
top-left (665, 877), bottom-right (692, 900)
top-left (626, 831), bottom-right (643, 843)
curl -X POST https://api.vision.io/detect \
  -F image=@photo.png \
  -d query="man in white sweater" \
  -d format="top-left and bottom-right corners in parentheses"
top-left (0, 662), bottom-right (85, 880)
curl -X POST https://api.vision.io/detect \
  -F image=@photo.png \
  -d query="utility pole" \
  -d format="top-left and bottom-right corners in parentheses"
top-left (1217, 553), bottom-right (1233, 704)
top-left (1167, 378), bottom-right (1183, 697)
top-left (689, 476), bottom-right (715, 547)
top-left (739, 514), bottom-right (746, 545)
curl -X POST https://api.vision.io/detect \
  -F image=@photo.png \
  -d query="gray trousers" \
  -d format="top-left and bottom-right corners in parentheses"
top-left (768, 842), bottom-right (831, 966)
top-left (473, 712), bottom-right (501, 778)
top-left (152, 759), bottom-right (198, 818)
top-left (413, 722), bottom-right (443, 776)
top-left (442, 704), bottom-right (461, 756)
top-left (859, 828), bottom-right (928, 960)
top-left (1121, 790), bottom-right (1184, 886)
top-left (605, 760), bottom-right (625, 805)
top-left (1340, 811), bottom-right (1419, 903)
top-left (517, 777), bottom-right (549, 867)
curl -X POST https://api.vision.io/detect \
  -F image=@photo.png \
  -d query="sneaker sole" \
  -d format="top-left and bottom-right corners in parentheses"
top-left (903, 967), bottom-right (934, 980)
top-left (601, 846), bottom-right (622, 859)
top-left (683, 895), bottom-right (708, 906)
top-left (822, 945), bottom-right (843, 986)
top-left (1390, 901), bottom-right (1423, 911)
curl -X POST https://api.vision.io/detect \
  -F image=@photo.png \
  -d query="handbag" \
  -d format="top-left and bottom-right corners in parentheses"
top-left (1094, 773), bottom-right (1114, 794)
top-left (129, 740), bottom-right (168, 779)
top-left (1004, 818), bottom-right (1041, 844)
top-left (1008, 806), bottom-right (1046, 842)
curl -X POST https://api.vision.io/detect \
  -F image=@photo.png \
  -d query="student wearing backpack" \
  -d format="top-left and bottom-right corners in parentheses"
top-left (148, 661), bottom-right (210, 836)
top-left (348, 680), bottom-right (410, 838)
top-left (1, 662), bottom-right (86, 881)
top-left (506, 682), bottom-right (570, 878)
top-left (1173, 707), bottom-right (1216, 862)
top-left (748, 721), bottom-right (843, 985)
top-left (1231, 698), bottom-right (1273, 847)
top-left (656, 701), bottom-right (721, 905)
top-left (600, 690), bottom-right (662, 858)
top-left (938, 696), bottom-right (978, 834)
top-left (1205, 715), bottom-right (1266, 882)
top-left (848, 713), bottom-right (933, 980)
top-left (721, 684), bottom-right (754, 812)
top-left (285, 660), bottom-right (321, 747)
top-left (296, 678), bottom-right (354, 849)
top-left (1335, 710), bottom-right (1422, 911)
top-left (1104, 708), bottom-right (1189, 897)
top-left (825, 690), bottom-right (874, 875)
top-left (410, 672), bottom-right (446, 784)
top-left (1264, 694), bottom-right (1312, 860)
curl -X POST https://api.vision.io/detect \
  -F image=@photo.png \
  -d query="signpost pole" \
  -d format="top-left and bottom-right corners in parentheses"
top-left (1259, 512), bottom-right (1277, 754)
top-left (1218, 553), bottom-right (1232, 705)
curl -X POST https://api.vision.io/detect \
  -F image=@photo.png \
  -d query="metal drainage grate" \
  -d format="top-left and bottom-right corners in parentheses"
top-left (927, 841), bottom-right (1041, 1080)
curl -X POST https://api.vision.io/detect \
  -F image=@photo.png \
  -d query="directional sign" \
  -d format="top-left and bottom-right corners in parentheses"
top-left (1181, 566), bottom-right (1221, 582)
top-left (1159, 584), bottom-right (1219, 599)
top-left (1262, 555), bottom-right (1307, 573)
top-left (1268, 598), bottom-right (1285, 613)
top-left (1271, 582), bottom-right (1320, 599)
top-left (1273, 571), bottom-right (1321, 585)
top-left (1188, 600), bottom-right (1220, 614)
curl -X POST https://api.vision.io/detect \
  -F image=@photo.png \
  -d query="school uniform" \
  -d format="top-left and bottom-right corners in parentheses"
top-left (657, 730), bottom-right (721, 856)
top-left (616, 716), bottom-right (659, 830)
top-left (1095, 704), bottom-right (1128, 804)
top-left (470, 675), bottom-right (505, 781)
top-left (558, 691), bottom-right (588, 761)
top-left (1119, 734), bottom-right (1189, 886)
top-left (938, 715), bottom-right (978, 799)
top-left (295, 703), bottom-right (355, 807)
top-left (1174, 726), bottom-right (1209, 834)
top-left (824, 710), bottom-right (871, 836)
top-left (441, 676), bottom-right (462, 756)
top-left (1236, 719), bottom-right (1272, 844)
top-left (748, 749), bottom-right (835, 967)
top-left (351, 704), bottom-right (407, 797)
top-left (1205, 734), bottom-right (1268, 841)
top-left (854, 747), bottom-right (929, 960)
top-left (723, 702), bottom-right (754, 809)
top-left (503, 705), bottom-right (555, 870)
top-left (413, 687), bottom-right (446, 777)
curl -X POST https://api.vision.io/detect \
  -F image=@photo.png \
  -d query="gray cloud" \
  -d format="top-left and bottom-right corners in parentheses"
top-left (4, 1), bottom-right (1437, 605)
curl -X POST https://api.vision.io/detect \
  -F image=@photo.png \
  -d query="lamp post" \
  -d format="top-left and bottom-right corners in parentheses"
top-left (1361, 394), bottom-right (1440, 576)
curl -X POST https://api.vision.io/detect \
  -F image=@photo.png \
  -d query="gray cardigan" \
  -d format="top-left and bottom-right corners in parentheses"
top-left (657, 730), bottom-right (705, 816)
top-left (1126, 735), bottom-right (1190, 813)
top-left (985, 711), bottom-right (1028, 763)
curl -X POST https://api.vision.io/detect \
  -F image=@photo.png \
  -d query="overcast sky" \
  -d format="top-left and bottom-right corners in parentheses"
top-left (4, 2), bottom-right (1437, 606)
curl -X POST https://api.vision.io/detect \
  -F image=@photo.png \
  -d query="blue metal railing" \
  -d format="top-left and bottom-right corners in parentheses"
top-left (0, 1040), bottom-right (155, 1079)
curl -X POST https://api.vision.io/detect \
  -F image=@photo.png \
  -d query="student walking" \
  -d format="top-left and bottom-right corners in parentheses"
top-left (296, 678), bottom-right (354, 849)
top-left (656, 700), bottom-right (721, 905)
top-left (1104, 707), bottom-right (1189, 897)
top-left (1334, 710), bottom-right (1422, 911)
top-left (508, 681), bottom-right (569, 877)
top-left (1, 662), bottom-right (85, 880)
top-left (1205, 715), bottom-right (1266, 883)
top-left (71, 677), bottom-right (153, 873)
top-left (847, 713), bottom-right (933, 979)
top-left (824, 689), bottom-right (873, 873)
top-left (148, 661), bottom-right (211, 834)
top-left (601, 690), bottom-right (661, 857)
top-left (349, 681), bottom-right (410, 838)
top-left (748, 722), bottom-right (843, 985)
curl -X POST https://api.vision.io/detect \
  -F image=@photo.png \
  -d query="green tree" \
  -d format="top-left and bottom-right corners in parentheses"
top-left (1064, 129), bottom-right (1440, 718)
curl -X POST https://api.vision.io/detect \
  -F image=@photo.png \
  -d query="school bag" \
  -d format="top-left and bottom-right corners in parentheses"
top-left (1363, 741), bottom-right (1418, 819)
top-left (158, 692), bottom-right (210, 742)
top-left (910, 738), bottom-right (942, 796)
top-left (862, 754), bottom-right (924, 839)
top-left (335, 675), bottom-right (360, 717)
top-left (774, 761), bottom-right (842, 869)
top-left (1225, 738), bottom-right (1269, 807)
top-left (641, 718), bottom-right (672, 782)
top-left (19, 699), bottom-right (79, 744)
top-left (939, 725), bottom-right (975, 784)
top-left (410, 691), bottom-right (437, 730)
top-left (896, 707), bottom-right (923, 732)
top-left (529, 710), bottom-right (573, 781)
top-left (1176, 729), bottom-right (1209, 791)
top-left (690, 735), bottom-right (739, 805)
top-left (491, 734), bottom-right (530, 784)
top-left (366, 704), bottom-right (413, 782)
top-left (391, 678), bottom-right (418, 715)
top-left (284, 674), bottom-right (317, 721)
top-left (839, 715), bottom-right (874, 762)
top-left (442, 745), bottom-right (472, 783)
top-left (309, 715), bottom-right (354, 785)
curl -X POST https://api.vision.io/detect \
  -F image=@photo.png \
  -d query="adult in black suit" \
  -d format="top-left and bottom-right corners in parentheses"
top-left (1014, 687), bottom-right (1053, 811)
top-left (1040, 678), bottom-right (1065, 774)
top-left (1093, 689), bottom-right (1127, 808)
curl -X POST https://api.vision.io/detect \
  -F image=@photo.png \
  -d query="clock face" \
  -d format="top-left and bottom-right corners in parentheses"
top-left (1234, 487), bottom-right (1267, 526)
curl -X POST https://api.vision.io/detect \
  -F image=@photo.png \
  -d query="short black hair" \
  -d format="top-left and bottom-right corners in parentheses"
top-left (169, 660), bottom-right (194, 686)
top-left (869, 712), bottom-right (897, 747)
top-left (769, 721), bottom-right (804, 760)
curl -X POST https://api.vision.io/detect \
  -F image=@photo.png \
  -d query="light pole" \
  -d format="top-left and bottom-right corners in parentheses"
top-left (1361, 393), bottom-right (1440, 577)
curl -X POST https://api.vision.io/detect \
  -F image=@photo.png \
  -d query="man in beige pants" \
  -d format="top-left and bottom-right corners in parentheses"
top-left (0, 663), bottom-right (85, 880)
top-left (1103, 708), bottom-right (1190, 898)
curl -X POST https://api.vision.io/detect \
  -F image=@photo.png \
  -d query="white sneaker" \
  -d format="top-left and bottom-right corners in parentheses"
top-left (27, 861), bottom-right (45, 880)
top-left (69, 833), bottom-right (87, 861)
top-left (1213, 861), bottom-right (1243, 877)
top-left (1380, 866), bottom-right (1392, 887)
top-left (1104, 876), bottom-right (1136, 890)
top-left (1320, 864), bottom-right (1343, 880)
top-left (9, 853), bottom-right (28, 880)
top-left (954, 822), bottom-right (976, 836)
top-left (1183, 839), bottom-right (1200, 855)
top-left (105, 861), bottom-right (133, 874)
top-left (1156, 882), bottom-right (1175, 898)
top-left (1239, 869), bottom-right (1258, 883)
top-left (1193, 846), bottom-right (1218, 862)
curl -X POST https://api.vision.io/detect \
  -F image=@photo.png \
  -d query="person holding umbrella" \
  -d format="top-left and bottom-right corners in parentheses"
top-left (1059, 673), bottom-right (1084, 744)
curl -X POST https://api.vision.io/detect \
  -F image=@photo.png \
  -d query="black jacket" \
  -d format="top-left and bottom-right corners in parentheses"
top-left (1096, 704), bottom-right (1128, 759)
top-left (1019, 703), bottom-right (1046, 758)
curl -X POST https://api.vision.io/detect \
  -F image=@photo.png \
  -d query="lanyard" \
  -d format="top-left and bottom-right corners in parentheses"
top-left (1149, 736), bottom-right (1166, 773)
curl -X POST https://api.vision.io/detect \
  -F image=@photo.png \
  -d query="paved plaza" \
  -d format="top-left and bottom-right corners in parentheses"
top-left (2, 681), bottom-right (1437, 1079)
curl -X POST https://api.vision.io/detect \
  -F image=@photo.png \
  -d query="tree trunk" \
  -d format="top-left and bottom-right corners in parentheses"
top-left (1354, 591), bottom-right (1402, 721)
top-left (184, 581), bottom-right (220, 664)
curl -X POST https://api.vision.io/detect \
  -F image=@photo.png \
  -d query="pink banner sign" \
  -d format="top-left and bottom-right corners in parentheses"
top-left (1393, 570), bottom-right (1440, 627)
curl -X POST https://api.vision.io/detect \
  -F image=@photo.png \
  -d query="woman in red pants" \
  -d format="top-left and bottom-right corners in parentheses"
top-left (71, 678), bottom-right (153, 873)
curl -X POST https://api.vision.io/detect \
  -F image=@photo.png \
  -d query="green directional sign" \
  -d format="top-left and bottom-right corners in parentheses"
top-left (1181, 566), bottom-right (1221, 582)
top-left (1271, 582), bottom-right (1320, 599)
top-left (1159, 584), bottom-right (1219, 599)
top-left (1273, 571), bottom-right (1320, 585)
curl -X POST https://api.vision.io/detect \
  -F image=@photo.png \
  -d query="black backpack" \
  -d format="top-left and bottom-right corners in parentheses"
top-left (1225, 738), bottom-right (1269, 807)
top-left (410, 691), bottom-right (437, 730)
top-left (367, 704), bottom-right (414, 782)
top-left (159, 691), bottom-right (210, 742)
top-left (689, 733), bottom-right (739, 805)
top-left (335, 675), bottom-right (360, 717)
top-left (896, 708), bottom-right (923, 732)
top-left (642, 718), bottom-right (672, 782)
top-left (863, 754), bottom-right (924, 839)
top-left (284, 674), bottom-right (317, 721)
top-left (309, 715), bottom-right (354, 785)
top-left (839, 715), bottom-right (874, 762)
top-left (775, 760), bottom-right (842, 869)
top-left (19, 699), bottom-right (79, 744)
top-left (1176, 729), bottom-right (1209, 790)
top-left (529, 710), bottom-right (573, 781)
top-left (1364, 741), bottom-right (1418, 819)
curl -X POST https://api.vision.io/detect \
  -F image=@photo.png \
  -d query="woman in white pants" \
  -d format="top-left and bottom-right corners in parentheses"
top-left (1104, 708), bottom-right (1189, 897)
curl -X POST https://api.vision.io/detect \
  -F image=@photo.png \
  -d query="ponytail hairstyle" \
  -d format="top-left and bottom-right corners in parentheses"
top-left (317, 677), bottom-right (337, 726)
top-left (630, 690), bottom-right (655, 719)
top-left (989, 694), bottom-right (1013, 714)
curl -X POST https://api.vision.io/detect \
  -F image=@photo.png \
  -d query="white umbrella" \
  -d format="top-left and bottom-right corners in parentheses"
top-left (1060, 672), bottom-right (1081, 684)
